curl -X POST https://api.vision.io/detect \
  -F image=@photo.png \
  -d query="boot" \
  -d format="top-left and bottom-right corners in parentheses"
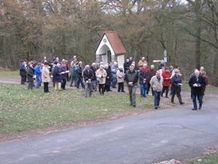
top-left (178, 95), bottom-right (184, 105)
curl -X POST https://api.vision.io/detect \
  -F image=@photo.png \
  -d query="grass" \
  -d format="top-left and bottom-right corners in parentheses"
top-left (190, 154), bottom-right (218, 164)
top-left (0, 83), bottom-right (153, 135)
top-left (0, 71), bottom-right (19, 77)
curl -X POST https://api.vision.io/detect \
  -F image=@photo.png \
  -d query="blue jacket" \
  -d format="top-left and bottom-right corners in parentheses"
top-left (34, 65), bottom-right (41, 77)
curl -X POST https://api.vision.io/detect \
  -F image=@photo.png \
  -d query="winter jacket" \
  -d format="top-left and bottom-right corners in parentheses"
top-left (26, 66), bottom-right (34, 82)
top-left (19, 64), bottom-right (27, 76)
top-left (150, 75), bottom-right (163, 92)
top-left (96, 68), bottom-right (107, 84)
top-left (171, 74), bottom-right (182, 94)
top-left (34, 65), bottom-right (41, 77)
top-left (125, 70), bottom-right (138, 87)
top-left (139, 67), bottom-right (149, 84)
top-left (189, 75), bottom-right (206, 96)
top-left (52, 66), bottom-right (62, 82)
top-left (83, 68), bottom-right (94, 82)
top-left (162, 70), bottom-right (171, 87)
top-left (116, 69), bottom-right (125, 83)
top-left (41, 66), bottom-right (51, 83)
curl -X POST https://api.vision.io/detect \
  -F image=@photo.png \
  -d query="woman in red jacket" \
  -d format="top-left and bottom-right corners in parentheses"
top-left (161, 67), bottom-right (171, 98)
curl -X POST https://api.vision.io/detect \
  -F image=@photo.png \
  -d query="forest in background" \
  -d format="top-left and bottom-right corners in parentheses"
top-left (0, 0), bottom-right (218, 85)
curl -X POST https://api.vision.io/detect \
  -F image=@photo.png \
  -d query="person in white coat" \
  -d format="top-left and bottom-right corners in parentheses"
top-left (96, 65), bottom-right (107, 95)
top-left (41, 62), bottom-right (51, 93)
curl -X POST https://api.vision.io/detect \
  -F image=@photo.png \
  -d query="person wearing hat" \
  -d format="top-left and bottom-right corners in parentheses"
top-left (125, 64), bottom-right (139, 107)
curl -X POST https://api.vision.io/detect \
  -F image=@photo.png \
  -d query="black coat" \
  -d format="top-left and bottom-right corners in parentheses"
top-left (26, 67), bottom-right (34, 82)
top-left (125, 70), bottom-right (139, 86)
top-left (83, 68), bottom-right (94, 81)
top-left (19, 64), bottom-right (27, 76)
top-left (53, 66), bottom-right (62, 82)
top-left (171, 74), bottom-right (182, 94)
top-left (189, 75), bottom-right (206, 96)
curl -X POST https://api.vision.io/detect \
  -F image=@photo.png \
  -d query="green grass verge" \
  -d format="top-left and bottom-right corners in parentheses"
top-left (0, 71), bottom-right (19, 77)
top-left (190, 154), bottom-right (218, 164)
top-left (0, 84), bottom-right (152, 134)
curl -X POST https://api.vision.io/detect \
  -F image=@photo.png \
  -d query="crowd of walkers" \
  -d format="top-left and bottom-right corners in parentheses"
top-left (19, 56), bottom-right (208, 110)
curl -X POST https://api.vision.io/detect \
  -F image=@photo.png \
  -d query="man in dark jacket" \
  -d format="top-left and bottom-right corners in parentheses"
top-left (19, 61), bottom-right (27, 85)
top-left (76, 62), bottom-right (84, 89)
top-left (52, 62), bottom-right (62, 90)
top-left (83, 65), bottom-right (94, 97)
top-left (189, 69), bottom-right (206, 110)
top-left (125, 64), bottom-right (139, 107)
top-left (26, 61), bottom-right (34, 90)
top-left (171, 69), bottom-right (184, 105)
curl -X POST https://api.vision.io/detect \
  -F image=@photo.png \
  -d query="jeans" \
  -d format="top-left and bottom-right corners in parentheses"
top-left (76, 77), bottom-right (84, 89)
top-left (35, 76), bottom-right (42, 88)
top-left (153, 91), bottom-right (161, 108)
top-left (140, 83), bottom-right (147, 97)
top-left (192, 94), bottom-right (203, 110)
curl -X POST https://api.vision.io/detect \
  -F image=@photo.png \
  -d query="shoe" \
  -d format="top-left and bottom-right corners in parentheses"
top-left (192, 108), bottom-right (197, 110)
top-left (132, 105), bottom-right (136, 107)
top-left (154, 107), bottom-right (158, 109)
top-left (180, 102), bottom-right (185, 105)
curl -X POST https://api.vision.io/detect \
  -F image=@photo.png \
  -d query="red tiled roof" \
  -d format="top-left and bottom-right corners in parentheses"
top-left (104, 31), bottom-right (127, 55)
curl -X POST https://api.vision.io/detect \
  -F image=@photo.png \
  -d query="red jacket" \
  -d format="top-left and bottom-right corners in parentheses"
top-left (162, 70), bottom-right (171, 87)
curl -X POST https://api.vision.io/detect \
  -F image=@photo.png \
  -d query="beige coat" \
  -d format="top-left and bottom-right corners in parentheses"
top-left (41, 66), bottom-right (51, 83)
top-left (150, 75), bottom-right (163, 92)
top-left (116, 70), bottom-right (125, 83)
top-left (96, 68), bottom-right (107, 84)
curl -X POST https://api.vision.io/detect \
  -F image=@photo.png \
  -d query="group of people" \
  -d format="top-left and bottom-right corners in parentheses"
top-left (19, 56), bottom-right (208, 110)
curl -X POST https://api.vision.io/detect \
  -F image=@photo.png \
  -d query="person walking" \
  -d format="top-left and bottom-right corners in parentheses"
top-left (139, 63), bottom-right (149, 97)
top-left (41, 62), bottom-right (51, 93)
top-left (147, 65), bottom-right (156, 95)
top-left (171, 69), bottom-right (184, 105)
top-left (150, 70), bottom-right (163, 109)
top-left (161, 67), bottom-right (171, 98)
top-left (125, 64), bottom-right (139, 107)
top-left (189, 69), bottom-right (206, 110)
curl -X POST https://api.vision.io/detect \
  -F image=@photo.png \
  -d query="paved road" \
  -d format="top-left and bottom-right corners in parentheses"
top-left (0, 95), bottom-right (218, 164)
